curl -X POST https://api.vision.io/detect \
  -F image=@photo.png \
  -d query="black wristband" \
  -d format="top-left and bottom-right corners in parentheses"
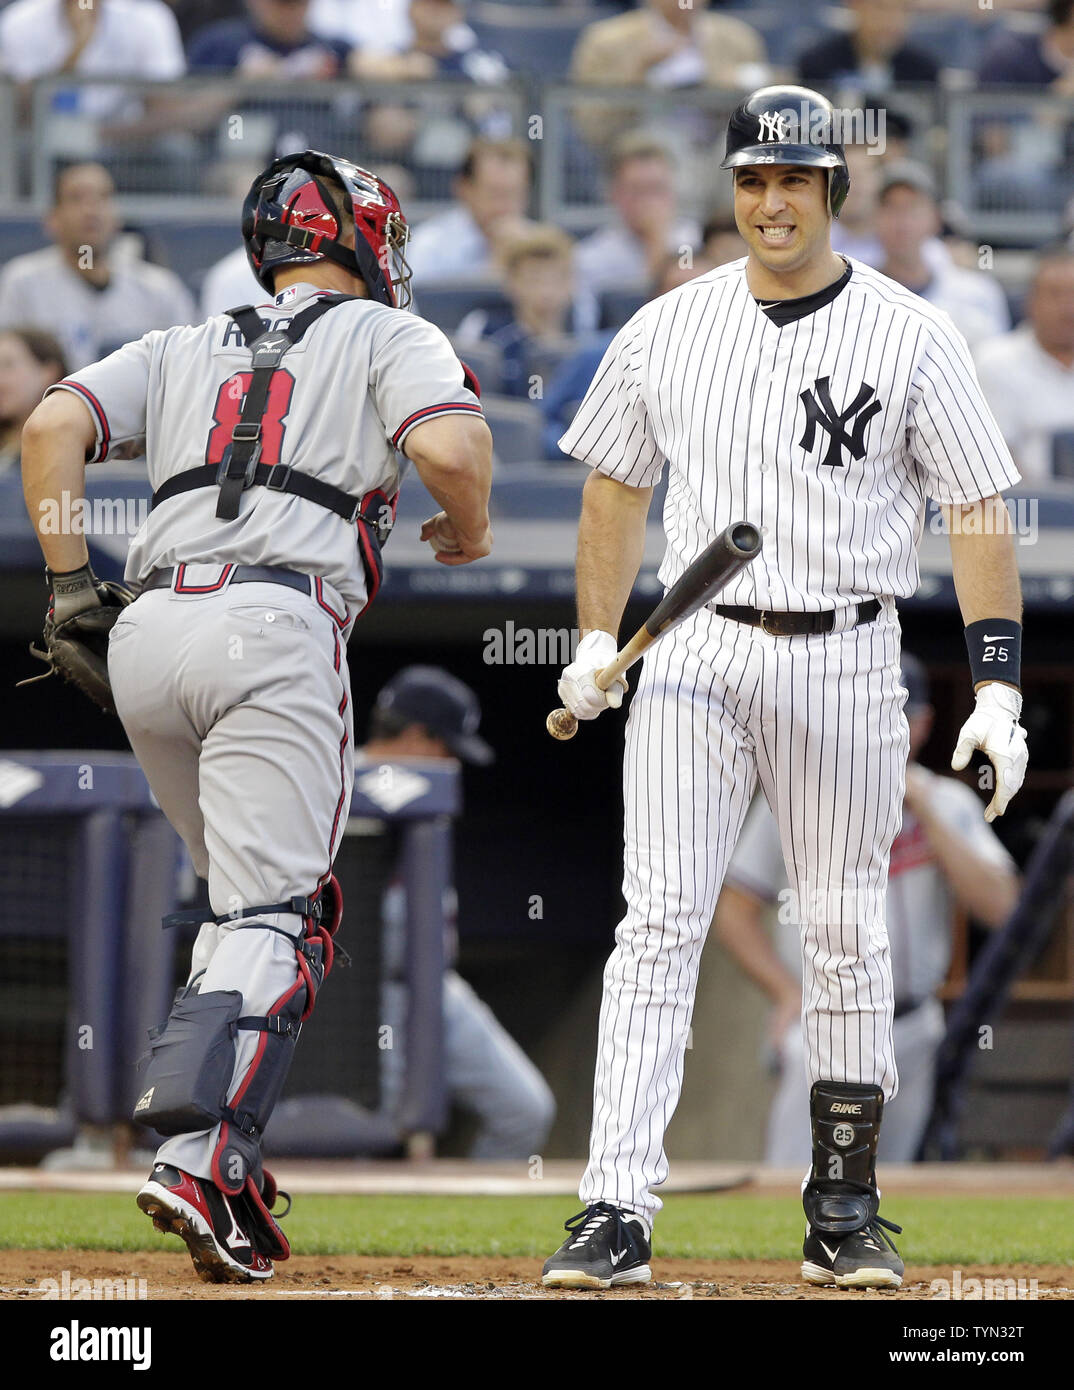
top-left (965, 619), bottom-right (1021, 691)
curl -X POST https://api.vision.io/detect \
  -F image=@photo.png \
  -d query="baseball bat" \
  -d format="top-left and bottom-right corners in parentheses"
top-left (546, 521), bottom-right (763, 741)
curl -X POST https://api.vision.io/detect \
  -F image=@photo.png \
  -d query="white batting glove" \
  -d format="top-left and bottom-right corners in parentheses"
top-left (951, 683), bottom-right (1028, 823)
top-left (557, 630), bottom-right (627, 721)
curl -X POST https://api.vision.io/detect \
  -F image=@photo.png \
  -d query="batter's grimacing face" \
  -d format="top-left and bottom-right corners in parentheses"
top-left (732, 165), bottom-right (833, 280)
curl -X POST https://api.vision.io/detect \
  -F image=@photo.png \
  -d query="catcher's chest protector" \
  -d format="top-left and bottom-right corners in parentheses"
top-left (149, 295), bottom-right (396, 606)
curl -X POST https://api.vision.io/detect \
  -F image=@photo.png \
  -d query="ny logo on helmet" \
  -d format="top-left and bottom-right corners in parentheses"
top-left (757, 111), bottom-right (791, 143)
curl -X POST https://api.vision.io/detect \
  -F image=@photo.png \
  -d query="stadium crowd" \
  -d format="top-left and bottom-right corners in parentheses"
top-left (0, 0), bottom-right (1072, 481)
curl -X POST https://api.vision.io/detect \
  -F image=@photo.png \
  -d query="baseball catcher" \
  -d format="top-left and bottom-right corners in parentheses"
top-left (20, 149), bottom-right (492, 1282)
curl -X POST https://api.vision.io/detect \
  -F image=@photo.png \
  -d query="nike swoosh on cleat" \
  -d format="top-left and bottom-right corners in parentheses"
top-left (609, 1248), bottom-right (628, 1266)
top-left (819, 1241), bottom-right (839, 1262)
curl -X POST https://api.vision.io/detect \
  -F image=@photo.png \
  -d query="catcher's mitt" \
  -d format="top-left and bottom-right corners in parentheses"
top-left (18, 579), bottom-right (135, 714)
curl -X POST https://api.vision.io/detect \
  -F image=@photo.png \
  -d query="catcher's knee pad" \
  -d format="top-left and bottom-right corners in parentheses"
top-left (803, 1080), bottom-right (884, 1236)
top-left (136, 878), bottom-right (343, 1194)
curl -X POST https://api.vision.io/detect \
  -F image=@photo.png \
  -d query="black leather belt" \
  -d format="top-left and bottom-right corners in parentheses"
top-left (894, 998), bottom-right (925, 1020)
top-left (142, 565), bottom-right (313, 596)
top-left (713, 598), bottom-right (881, 636)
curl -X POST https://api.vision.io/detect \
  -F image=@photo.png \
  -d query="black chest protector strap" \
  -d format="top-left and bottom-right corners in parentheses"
top-left (217, 295), bottom-right (349, 521)
top-left (151, 295), bottom-right (365, 523)
top-left (150, 294), bottom-right (398, 611)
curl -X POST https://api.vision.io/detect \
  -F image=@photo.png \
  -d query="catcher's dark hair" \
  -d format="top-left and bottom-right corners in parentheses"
top-left (0, 325), bottom-right (68, 378)
top-left (459, 138), bottom-right (531, 181)
top-left (317, 172), bottom-right (356, 239)
top-left (51, 159), bottom-right (114, 207)
top-left (1049, 0), bottom-right (1074, 26)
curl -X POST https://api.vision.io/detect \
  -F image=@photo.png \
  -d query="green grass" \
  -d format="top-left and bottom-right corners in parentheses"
top-left (0, 1192), bottom-right (1071, 1266)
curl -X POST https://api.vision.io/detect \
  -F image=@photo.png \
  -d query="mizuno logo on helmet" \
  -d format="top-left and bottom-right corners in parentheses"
top-left (757, 111), bottom-right (791, 143)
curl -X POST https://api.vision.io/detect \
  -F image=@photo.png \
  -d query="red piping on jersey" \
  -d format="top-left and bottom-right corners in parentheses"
top-left (314, 576), bottom-right (346, 629)
top-left (56, 381), bottom-right (111, 459)
top-left (173, 562), bottom-right (235, 594)
top-left (326, 628), bottom-right (349, 859)
top-left (391, 401), bottom-right (483, 448)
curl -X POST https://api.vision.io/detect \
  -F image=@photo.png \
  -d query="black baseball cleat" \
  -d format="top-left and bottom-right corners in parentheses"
top-left (802, 1214), bottom-right (904, 1289)
top-left (542, 1202), bottom-right (652, 1289)
top-left (137, 1164), bottom-right (274, 1284)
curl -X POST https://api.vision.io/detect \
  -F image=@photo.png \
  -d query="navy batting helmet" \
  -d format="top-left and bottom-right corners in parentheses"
top-left (242, 150), bottom-right (412, 308)
top-left (721, 85), bottom-right (850, 218)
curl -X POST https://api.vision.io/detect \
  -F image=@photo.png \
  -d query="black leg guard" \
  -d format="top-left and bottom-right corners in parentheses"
top-left (802, 1080), bottom-right (883, 1236)
top-left (135, 880), bottom-right (343, 1203)
top-left (211, 889), bottom-right (341, 1196)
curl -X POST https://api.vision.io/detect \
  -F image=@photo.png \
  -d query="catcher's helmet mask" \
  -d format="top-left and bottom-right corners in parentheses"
top-left (721, 85), bottom-right (851, 219)
top-left (243, 150), bottom-right (412, 309)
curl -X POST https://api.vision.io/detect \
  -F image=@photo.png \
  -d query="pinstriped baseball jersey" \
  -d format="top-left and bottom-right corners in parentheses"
top-left (559, 256), bottom-right (1020, 610)
top-left (47, 281), bottom-right (483, 614)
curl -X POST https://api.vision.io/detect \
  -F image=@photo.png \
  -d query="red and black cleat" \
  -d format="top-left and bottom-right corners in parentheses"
top-left (137, 1164), bottom-right (274, 1284)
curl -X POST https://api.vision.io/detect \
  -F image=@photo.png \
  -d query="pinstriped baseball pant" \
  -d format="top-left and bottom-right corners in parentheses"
top-left (580, 601), bottom-right (908, 1221)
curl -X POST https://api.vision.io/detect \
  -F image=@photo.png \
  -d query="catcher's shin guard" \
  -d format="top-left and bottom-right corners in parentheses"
top-left (803, 1080), bottom-right (883, 1233)
top-left (135, 878), bottom-right (343, 1197)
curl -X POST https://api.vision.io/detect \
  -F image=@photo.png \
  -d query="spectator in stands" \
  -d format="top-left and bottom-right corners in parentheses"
top-left (187, 0), bottom-right (351, 75)
top-left (311, 0), bottom-right (411, 57)
top-left (0, 162), bottom-right (194, 370)
top-left (976, 249), bottom-right (1074, 485)
top-left (574, 135), bottom-right (701, 297)
top-left (349, 0), bottom-right (513, 185)
top-left (353, 0), bottom-right (509, 83)
top-left (540, 240), bottom-right (716, 459)
top-left (874, 161), bottom-right (1010, 350)
top-left (455, 226), bottom-right (581, 399)
top-left (569, 0), bottom-right (766, 149)
top-left (831, 143), bottom-right (885, 266)
top-left (798, 0), bottom-right (939, 89)
top-left (0, 0), bottom-right (185, 92)
top-left (976, 0), bottom-right (1074, 88)
top-left (361, 667), bottom-right (556, 1160)
top-left (701, 213), bottom-right (745, 268)
top-left (166, 0), bottom-right (244, 42)
top-left (406, 138), bottom-right (532, 283)
top-left (0, 328), bottom-right (67, 474)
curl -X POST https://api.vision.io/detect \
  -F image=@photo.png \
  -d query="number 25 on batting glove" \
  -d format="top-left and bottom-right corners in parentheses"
top-left (951, 683), bottom-right (1028, 823)
top-left (557, 630), bottom-right (627, 722)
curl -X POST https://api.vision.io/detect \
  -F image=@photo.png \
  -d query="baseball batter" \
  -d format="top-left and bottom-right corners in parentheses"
top-left (21, 150), bottom-right (492, 1282)
top-left (542, 86), bottom-right (1029, 1291)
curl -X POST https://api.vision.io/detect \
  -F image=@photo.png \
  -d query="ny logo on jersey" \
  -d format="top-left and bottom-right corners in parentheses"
top-left (757, 111), bottom-right (791, 143)
top-left (799, 376), bottom-right (881, 467)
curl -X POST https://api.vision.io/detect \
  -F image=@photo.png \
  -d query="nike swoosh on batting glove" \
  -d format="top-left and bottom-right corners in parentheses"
top-left (950, 682), bottom-right (1028, 822)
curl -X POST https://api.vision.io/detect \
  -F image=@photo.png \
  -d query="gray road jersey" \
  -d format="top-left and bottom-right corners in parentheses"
top-left (48, 281), bottom-right (483, 616)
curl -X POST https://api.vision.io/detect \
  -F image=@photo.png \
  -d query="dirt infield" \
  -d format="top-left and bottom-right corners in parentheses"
top-left (1, 1251), bottom-right (1069, 1300)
